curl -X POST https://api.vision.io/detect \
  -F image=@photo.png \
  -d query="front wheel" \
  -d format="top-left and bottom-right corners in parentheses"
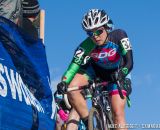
top-left (105, 110), bottom-right (114, 130)
top-left (88, 107), bottom-right (103, 130)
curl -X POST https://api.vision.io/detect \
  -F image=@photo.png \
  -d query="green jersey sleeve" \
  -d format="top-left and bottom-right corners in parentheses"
top-left (62, 37), bottom-right (96, 84)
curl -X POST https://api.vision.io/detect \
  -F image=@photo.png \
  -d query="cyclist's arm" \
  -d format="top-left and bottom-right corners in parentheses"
top-left (62, 37), bottom-right (96, 84)
top-left (118, 29), bottom-right (133, 75)
top-left (121, 48), bottom-right (133, 75)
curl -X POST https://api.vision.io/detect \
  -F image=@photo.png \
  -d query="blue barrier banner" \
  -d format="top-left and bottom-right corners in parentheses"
top-left (0, 16), bottom-right (56, 130)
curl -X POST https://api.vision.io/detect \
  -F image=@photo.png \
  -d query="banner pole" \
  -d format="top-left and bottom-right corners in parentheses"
top-left (40, 10), bottom-right (45, 44)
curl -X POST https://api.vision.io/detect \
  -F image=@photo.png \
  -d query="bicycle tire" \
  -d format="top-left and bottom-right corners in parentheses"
top-left (88, 107), bottom-right (103, 130)
top-left (105, 110), bottom-right (114, 130)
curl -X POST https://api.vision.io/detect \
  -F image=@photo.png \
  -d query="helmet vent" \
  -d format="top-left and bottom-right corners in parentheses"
top-left (95, 17), bottom-right (99, 25)
top-left (88, 18), bottom-right (92, 26)
top-left (101, 17), bottom-right (106, 23)
top-left (83, 21), bottom-right (87, 28)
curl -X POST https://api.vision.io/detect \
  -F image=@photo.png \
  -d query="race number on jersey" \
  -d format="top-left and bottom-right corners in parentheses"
top-left (120, 38), bottom-right (132, 51)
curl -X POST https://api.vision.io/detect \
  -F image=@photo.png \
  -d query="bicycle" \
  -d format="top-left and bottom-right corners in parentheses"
top-left (59, 75), bottom-right (131, 130)
top-left (66, 78), bottom-right (126, 130)
top-left (87, 80), bottom-right (114, 130)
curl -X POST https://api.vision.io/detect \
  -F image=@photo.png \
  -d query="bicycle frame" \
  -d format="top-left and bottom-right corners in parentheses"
top-left (66, 79), bottom-right (124, 130)
top-left (91, 83), bottom-right (113, 130)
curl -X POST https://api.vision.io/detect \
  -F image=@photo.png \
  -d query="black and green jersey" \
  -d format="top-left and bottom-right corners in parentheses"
top-left (62, 29), bottom-right (133, 84)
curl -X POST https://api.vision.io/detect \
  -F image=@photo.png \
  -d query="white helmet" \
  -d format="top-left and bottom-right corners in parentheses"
top-left (82, 9), bottom-right (113, 31)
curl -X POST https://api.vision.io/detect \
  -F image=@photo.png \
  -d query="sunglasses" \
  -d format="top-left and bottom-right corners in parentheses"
top-left (87, 29), bottom-right (104, 37)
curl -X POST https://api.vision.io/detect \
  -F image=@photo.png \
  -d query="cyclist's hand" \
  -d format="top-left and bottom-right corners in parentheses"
top-left (117, 69), bottom-right (126, 81)
top-left (57, 81), bottom-right (67, 94)
top-left (111, 68), bottom-right (126, 82)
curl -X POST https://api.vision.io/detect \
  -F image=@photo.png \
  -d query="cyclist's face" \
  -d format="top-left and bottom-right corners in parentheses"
top-left (87, 26), bottom-right (108, 46)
